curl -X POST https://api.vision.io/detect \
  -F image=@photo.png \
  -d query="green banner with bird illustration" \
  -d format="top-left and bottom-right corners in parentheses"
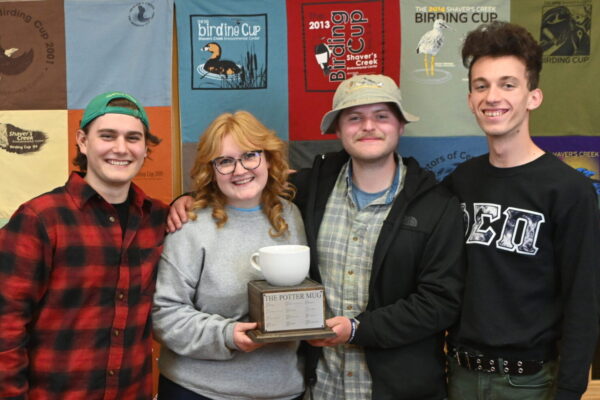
top-left (399, 0), bottom-right (510, 137)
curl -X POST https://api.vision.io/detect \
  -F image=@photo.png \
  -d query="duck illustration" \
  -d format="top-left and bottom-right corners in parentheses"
top-left (0, 38), bottom-right (34, 79)
top-left (416, 19), bottom-right (450, 76)
top-left (202, 42), bottom-right (241, 75)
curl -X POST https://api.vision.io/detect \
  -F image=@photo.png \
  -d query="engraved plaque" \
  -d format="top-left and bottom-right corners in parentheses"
top-left (248, 278), bottom-right (336, 342)
top-left (263, 289), bottom-right (325, 331)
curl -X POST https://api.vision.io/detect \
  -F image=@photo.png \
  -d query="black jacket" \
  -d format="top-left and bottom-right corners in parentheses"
top-left (291, 151), bottom-right (465, 400)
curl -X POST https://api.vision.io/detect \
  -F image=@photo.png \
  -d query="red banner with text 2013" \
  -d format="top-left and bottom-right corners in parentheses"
top-left (287, 0), bottom-right (401, 141)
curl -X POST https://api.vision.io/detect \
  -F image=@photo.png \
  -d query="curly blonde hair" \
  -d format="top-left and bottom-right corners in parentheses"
top-left (189, 111), bottom-right (295, 237)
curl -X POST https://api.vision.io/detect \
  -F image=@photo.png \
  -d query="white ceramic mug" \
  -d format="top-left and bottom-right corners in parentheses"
top-left (250, 245), bottom-right (310, 286)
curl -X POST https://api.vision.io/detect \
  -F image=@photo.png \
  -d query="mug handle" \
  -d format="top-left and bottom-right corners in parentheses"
top-left (250, 252), bottom-right (262, 272)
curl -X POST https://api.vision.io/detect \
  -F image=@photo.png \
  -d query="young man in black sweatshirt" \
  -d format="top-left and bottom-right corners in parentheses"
top-left (444, 21), bottom-right (600, 400)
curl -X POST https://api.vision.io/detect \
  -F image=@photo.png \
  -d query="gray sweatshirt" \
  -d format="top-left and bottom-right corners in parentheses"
top-left (153, 201), bottom-right (306, 400)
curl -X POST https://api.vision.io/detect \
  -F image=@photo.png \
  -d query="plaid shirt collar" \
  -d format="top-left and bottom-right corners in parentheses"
top-left (344, 153), bottom-right (404, 207)
top-left (67, 171), bottom-right (151, 211)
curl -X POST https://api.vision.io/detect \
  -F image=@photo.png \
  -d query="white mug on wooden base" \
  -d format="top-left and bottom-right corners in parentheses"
top-left (250, 245), bottom-right (310, 286)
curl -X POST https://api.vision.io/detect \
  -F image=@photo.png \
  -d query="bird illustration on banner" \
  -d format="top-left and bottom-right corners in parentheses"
top-left (0, 37), bottom-right (34, 80)
top-left (416, 19), bottom-right (450, 77)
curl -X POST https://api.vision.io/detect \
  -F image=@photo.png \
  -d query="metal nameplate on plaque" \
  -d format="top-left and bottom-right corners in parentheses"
top-left (247, 278), bottom-right (336, 343)
top-left (263, 289), bottom-right (325, 332)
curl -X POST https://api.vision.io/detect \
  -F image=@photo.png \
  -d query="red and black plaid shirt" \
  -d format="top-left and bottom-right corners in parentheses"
top-left (0, 173), bottom-right (167, 400)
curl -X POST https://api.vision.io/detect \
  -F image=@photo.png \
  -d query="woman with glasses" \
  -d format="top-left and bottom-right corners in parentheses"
top-left (152, 111), bottom-right (306, 400)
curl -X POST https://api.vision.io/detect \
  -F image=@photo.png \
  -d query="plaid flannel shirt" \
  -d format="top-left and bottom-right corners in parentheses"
top-left (0, 172), bottom-right (167, 400)
top-left (312, 159), bottom-right (404, 400)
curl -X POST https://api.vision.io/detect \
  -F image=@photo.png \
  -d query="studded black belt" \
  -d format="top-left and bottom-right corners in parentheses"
top-left (452, 349), bottom-right (545, 376)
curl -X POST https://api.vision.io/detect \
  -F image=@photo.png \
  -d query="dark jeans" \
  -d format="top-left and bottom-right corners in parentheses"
top-left (447, 356), bottom-right (558, 400)
top-left (158, 374), bottom-right (304, 400)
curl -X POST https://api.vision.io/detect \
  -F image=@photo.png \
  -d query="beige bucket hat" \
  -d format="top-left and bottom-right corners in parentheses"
top-left (320, 74), bottom-right (419, 133)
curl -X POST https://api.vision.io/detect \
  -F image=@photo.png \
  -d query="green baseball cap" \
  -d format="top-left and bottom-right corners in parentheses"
top-left (80, 91), bottom-right (149, 129)
top-left (320, 74), bottom-right (419, 133)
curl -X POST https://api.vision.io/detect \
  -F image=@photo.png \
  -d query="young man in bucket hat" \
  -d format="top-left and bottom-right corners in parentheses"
top-left (293, 74), bottom-right (465, 400)
top-left (0, 92), bottom-right (168, 399)
top-left (168, 74), bottom-right (466, 399)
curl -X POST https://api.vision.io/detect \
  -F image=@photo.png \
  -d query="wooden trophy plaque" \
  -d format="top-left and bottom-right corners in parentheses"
top-left (247, 278), bottom-right (336, 343)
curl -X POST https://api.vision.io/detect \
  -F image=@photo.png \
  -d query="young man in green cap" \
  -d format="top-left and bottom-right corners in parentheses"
top-left (0, 92), bottom-right (168, 399)
top-left (168, 75), bottom-right (466, 399)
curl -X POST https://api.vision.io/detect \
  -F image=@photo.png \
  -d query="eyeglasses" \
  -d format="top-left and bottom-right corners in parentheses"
top-left (211, 150), bottom-right (263, 175)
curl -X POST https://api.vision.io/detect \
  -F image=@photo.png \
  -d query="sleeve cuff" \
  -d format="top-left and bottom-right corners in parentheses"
top-left (224, 322), bottom-right (238, 351)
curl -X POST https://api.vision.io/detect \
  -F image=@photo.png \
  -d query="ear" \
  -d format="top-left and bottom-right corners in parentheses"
top-left (398, 122), bottom-right (406, 136)
top-left (76, 130), bottom-right (88, 155)
top-left (467, 92), bottom-right (476, 114)
top-left (527, 88), bottom-right (543, 111)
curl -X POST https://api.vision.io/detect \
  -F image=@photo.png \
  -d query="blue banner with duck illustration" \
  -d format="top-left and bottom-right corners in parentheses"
top-left (175, 0), bottom-right (288, 146)
top-left (190, 14), bottom-right (267, 90)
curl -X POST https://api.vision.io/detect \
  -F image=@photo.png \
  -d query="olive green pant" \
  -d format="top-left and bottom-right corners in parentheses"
top-left (447, 356), bottom-right (557, 400)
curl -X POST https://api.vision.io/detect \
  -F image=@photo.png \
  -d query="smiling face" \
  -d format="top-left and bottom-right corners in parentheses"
top-left (213, 133), bottom-right (269, 208)
top-left (336, 102), bottom-right (405, 166)
top-left (76, 113), bottom-right (147, 201)
top-left (468, 55), bottom-right (542, 140)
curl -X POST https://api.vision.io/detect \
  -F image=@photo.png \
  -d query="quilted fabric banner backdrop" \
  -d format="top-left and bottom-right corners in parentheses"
top-left (0, 110), bottom-right (68, 223)
top-left (511, 0), bottom-right (599, 136)
top-left (400, 0), bottom-right (509, 137)
top-left (65, 0), bottom-right (173, 108)
top-left (1, 0), bottom-right (174, 227)
top-left (0, 1), bottom-right (68, 225)
top-left (0, 0), bottom-right (66, 110)
top-left (398, 136), bottom-right (488, 180)
top-left (533, 136), bottom-right (600, 199)
top-left (65, 0), bottom-right (174, 204)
